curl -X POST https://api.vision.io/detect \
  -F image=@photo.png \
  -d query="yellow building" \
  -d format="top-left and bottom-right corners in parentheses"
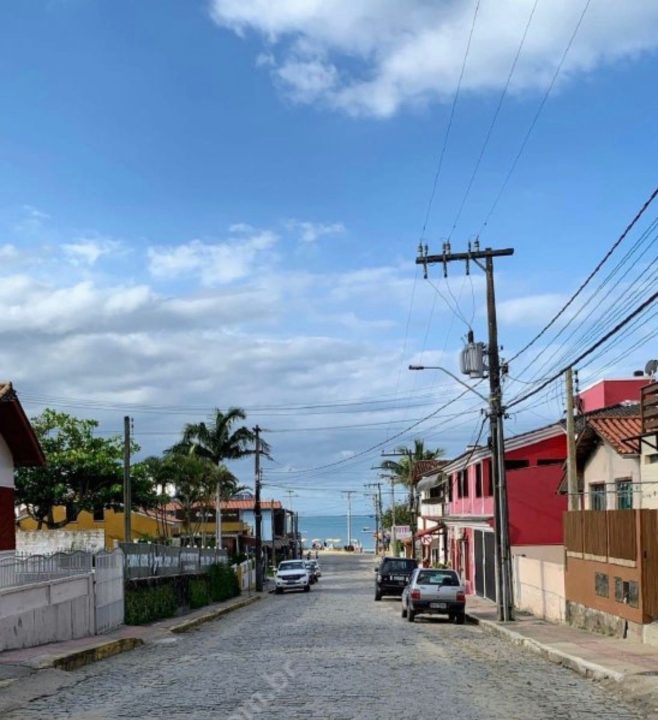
top-left (17, 506), bottom-right (182, 549)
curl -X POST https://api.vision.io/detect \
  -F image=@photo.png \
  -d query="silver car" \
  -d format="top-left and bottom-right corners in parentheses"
top-left (401, 568), bottom-right (466, 624)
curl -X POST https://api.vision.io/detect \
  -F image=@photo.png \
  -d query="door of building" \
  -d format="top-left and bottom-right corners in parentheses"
top-left (484, 531), bottom-right (496, 602)
top-left (474, 530), bottom-right (485, 596)
top-left (473, 529), bottom-right (496, 601)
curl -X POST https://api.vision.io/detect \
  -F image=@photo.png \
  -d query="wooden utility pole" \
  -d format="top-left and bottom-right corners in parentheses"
top-left (215, 478), bottom-right (222, 551)
top-left (254, 425), bottom-right (263, 591)
top-left (123, 416), bottom-right (132, 544)
top-left (417, 242), bottom-right (514, 621)
top-left (365, 481), bottom-right (384, 554)
top-left (565, 367), bottom-right (579, 511)
top-left (342, 491), bottom-right (356, 548)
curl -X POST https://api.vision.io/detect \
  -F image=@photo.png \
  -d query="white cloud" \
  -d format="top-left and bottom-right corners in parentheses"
top-left (13, 205), bottom-right (51, 234)
top-left (62, 238), bottom-right (120, 266)
top-left (209, 0), bottom-right (658, 116)
top-left (0, 244), bottom-right (18, 261)
top-left (286, 219), bottom-right (345, 243)
top-left (148, 227), bottom-right (278, 286)
top-left (498, 292), bottom-right (568, 326)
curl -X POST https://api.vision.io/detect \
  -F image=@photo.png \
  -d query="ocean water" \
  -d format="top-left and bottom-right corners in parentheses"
top-left (298, 513), bottom-right (376, 551)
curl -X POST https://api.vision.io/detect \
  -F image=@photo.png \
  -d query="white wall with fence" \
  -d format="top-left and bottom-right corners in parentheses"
top-left (120, 543), bottom-right (228, 580)
top-left (0, 549), bottom-right (125, 651)
top-left (513, 555), bottom-right (566, 623)
top-left (233, 559), bottom-right (256, 592)
top-left (0, 544), bottom-right (237, 651)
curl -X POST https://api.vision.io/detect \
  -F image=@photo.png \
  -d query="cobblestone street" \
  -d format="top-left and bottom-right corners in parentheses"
top-left (6, 554), bottom-right (654, 719)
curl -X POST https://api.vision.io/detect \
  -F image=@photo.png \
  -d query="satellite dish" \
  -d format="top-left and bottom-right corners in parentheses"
top-left (645, 359), bottom-right (658, 379)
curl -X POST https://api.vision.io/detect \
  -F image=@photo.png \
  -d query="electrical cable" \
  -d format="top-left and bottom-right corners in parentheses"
top-left (509, 195), bottom-right (650, 358)
top-left (478, 0), bottom-right (592, 236)
top-left (420, 0), bottom-right (482, 241)
top-left (447, 0), bottom-right (541, 240)
top-left (507, 288), bottom-right (658, 410)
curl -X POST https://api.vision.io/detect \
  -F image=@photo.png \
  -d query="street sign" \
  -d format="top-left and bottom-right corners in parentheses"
top-left (393, 525), bottom-right (411, 540)
top-left (421, 535), bottom-right (433, 546)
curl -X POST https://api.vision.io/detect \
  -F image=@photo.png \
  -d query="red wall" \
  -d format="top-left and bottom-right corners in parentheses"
top-left (0, 487), bottom-right (15, 551)
top-left (507, 465), bottom-right (567, 545)
top-left (578, 378), bottom-right (646, 413)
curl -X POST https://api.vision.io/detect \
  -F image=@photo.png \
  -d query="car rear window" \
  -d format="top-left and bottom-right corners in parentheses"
top-left (381, 559), bottom-right (416, 573)
top-left (416, 570), bottom-right (459, 586)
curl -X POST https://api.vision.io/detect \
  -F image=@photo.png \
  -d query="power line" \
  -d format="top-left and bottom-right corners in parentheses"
top-left (447, 0), bottom-right (541, 239)
top-left (478, 0), bottom-right (592, 236)
top-left (508, 185), bottom-right (658, 364)
top-left (507, 288), bottom-right (658, 410)
top-left (420, 0), bottom-right (482, 240)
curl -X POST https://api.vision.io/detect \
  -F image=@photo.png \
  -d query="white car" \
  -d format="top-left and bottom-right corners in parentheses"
top-left (275, 560), bottom-right (311, 594)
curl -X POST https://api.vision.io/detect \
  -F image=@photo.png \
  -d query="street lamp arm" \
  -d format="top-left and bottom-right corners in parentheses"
top-left (408, 365), bottom-right (489, 403)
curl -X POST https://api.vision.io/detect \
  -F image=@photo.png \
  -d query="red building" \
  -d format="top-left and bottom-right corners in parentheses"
top-left (0, 383), bottom-right (45, 555)
top-left (443, 424), bottom-right (566, 599)
top-left (443, 376), bottom-right (648, 600)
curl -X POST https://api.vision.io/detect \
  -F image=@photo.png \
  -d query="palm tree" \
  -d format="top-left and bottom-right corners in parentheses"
top-left (380, 439), bottom-right (444, 510)
top-left (381, 439), bottom-right (443, 487)
top-left (168, 407), bottom-right (270, 548)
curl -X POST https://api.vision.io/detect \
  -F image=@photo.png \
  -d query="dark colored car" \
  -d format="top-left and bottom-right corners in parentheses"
top-left (374, 557), bottom-right (418, 601)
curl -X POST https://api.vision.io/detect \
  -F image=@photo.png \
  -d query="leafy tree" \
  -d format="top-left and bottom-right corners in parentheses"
top-left (380, 503), bottom-right (413, 530)
top-left (15, 409), bottom-right (156, 529)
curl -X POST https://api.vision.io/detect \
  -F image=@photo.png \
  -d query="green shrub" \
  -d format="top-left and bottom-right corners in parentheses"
top-left (207, 563), bottom-right (241, 602)
top-left (125, 582), bottom-right (177, 625)
top-left (189, 577), bottom-right (210, 609)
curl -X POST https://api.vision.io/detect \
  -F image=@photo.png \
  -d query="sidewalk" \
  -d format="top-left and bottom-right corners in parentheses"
top-left (0, 592), bottom-right (263, 674)
top-left (466, 595), bottom-right (658, 686)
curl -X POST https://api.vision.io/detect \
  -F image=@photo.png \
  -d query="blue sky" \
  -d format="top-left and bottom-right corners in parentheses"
top-left (2, 1), bottom-right (658, 516)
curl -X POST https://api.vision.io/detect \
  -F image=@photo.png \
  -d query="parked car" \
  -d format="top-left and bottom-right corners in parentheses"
top-left (374, 557), bottom-right (417, 601)
top-left (401, 568), bottom-right (466, 623)
top-left (306, 559), bottom-right (321, 581)
top-left (275, 560), bottom-right (311, 594)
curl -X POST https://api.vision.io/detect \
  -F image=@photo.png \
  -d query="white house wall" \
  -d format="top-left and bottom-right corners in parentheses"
top-left (640, 441), bottom-right (658, 509)
top-left (583, 443), bottom-right (640, 509)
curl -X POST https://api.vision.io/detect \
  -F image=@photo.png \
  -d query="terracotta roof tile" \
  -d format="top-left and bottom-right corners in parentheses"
top-left (221, 499), bottom-right (282, 510)
top-left (588, 416), bottom-right (641, 455)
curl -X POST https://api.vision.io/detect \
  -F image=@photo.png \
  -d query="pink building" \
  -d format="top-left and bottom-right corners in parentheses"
top-left (578, 378), bottom-right (647, 413)
top-left (443, 424), bottom-right (566, 599)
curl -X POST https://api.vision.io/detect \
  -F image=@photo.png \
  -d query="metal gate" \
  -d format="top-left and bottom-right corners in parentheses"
top-left (94, 549), bottom-right (124, 634)
top-left (483, 531), bottom-right (496, 602)
top-left (474, 531), bottom-right (485, 596)
top-left (474, 530), bottom-right (496, 602)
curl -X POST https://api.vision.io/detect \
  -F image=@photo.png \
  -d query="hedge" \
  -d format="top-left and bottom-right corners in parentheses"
top-left (124, 563), bottom-right (240, 625)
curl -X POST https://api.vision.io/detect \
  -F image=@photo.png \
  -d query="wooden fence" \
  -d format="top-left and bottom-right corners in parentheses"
top-left (564, 510), bottom-right (636, 561)
top-left (564, 510), bottom-right (658, 625)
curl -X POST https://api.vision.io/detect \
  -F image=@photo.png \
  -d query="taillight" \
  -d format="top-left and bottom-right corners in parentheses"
top-left (411, 590), bottom-right (421, 600)
top-left (456, 591), bottom-right (465, 602)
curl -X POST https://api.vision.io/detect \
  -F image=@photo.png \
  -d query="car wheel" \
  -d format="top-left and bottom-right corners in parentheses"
top-left (401, 604), bottom-right (407, 619)
top-left (407, 609), bottom-right (415, 623)
top-left (275, 588), bottom-right (283, 595)
top-left (374, 591), bottom-right (382, 601)
top-left (455, 612), bottom-right (465, 625)
top-left (304, 584), bottom-right (310, 592)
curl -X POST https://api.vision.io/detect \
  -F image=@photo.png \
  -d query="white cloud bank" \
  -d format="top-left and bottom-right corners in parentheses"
top-left (209, 0), bottom-right (658, 116)
top-left (147, 226), bottom-right (278, 285)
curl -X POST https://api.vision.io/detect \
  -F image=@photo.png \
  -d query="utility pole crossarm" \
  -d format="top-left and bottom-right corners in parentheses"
top-left (416, 248), bottom-right (514, 265)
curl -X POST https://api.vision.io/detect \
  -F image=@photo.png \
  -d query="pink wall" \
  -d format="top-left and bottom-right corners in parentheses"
top-left (578, 378), bottom-right (647, 413)
top-left (507, 465), bottom-right (566, 545)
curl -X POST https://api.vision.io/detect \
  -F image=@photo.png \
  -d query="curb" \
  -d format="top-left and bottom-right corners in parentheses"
top-left (49, 637), bottom-right (145, 672)
top-left (169, 595), bottom-right (262, 634)
top-left (15, 594), bottom-right (263, 673)
top-left (467, 613), bottom-right (624, 683)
